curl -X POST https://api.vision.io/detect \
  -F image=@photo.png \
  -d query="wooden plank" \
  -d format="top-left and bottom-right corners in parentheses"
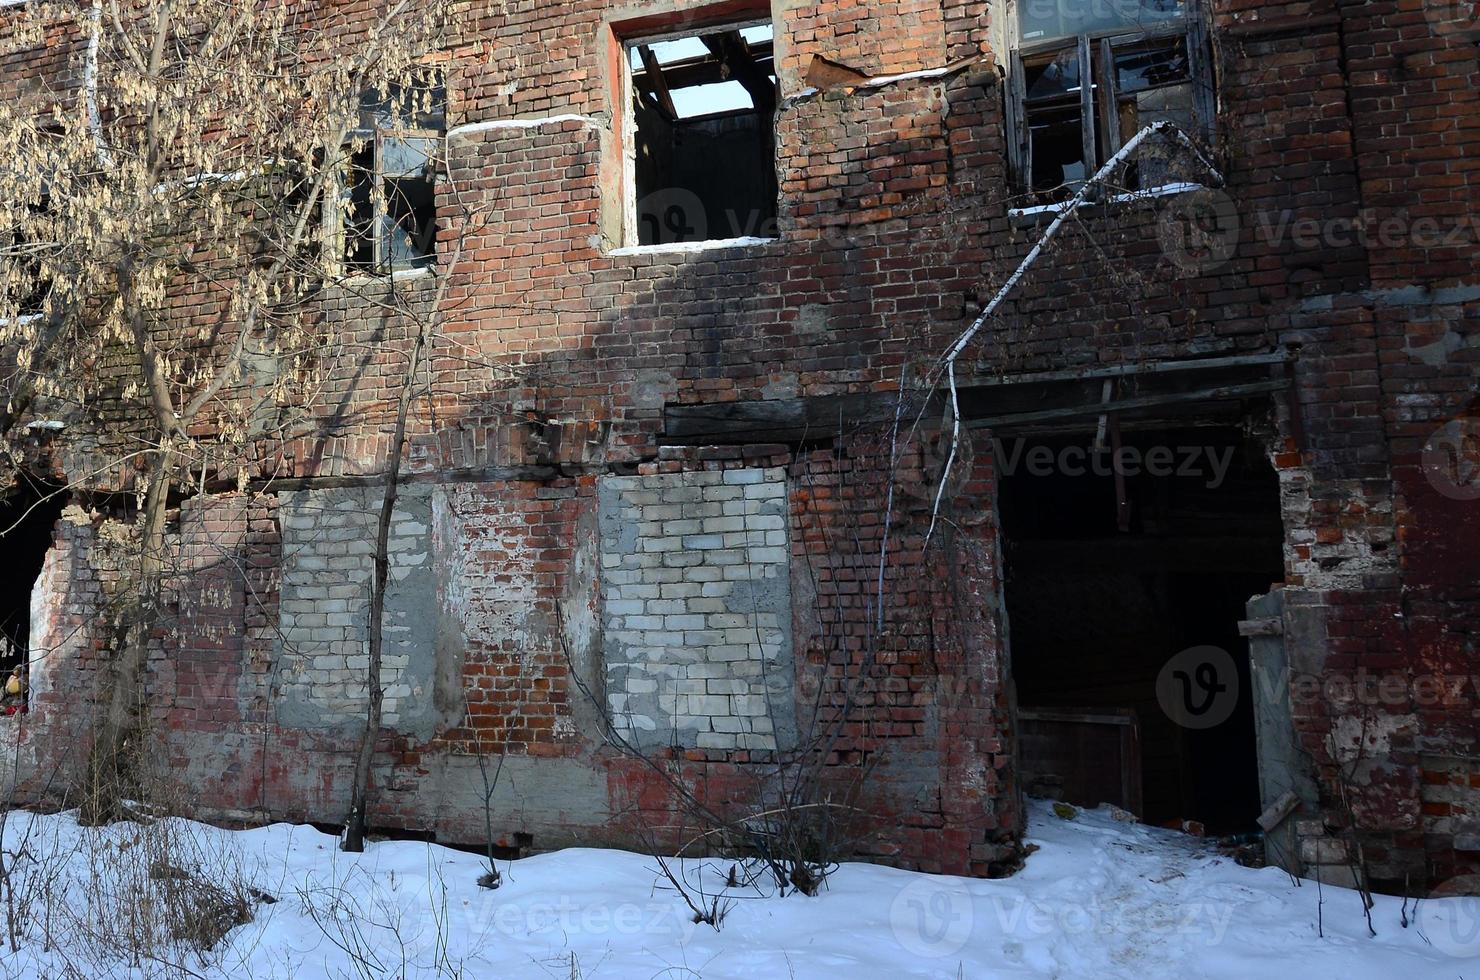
top-left (1078, 34), bottom-right (1097, 188)
top-left (1238, 617), bottom-right (1283, 637)
top-left (664, 364), bottom-right (1291, 444)
top-left (636, 46), bottom-right (678, 120)
top-left (1018, 708), bottom-right (1136, 727)
top-left (974, 351), bottom-right (1290, 386)
top-left (963, 379), bottom-right (1288, 430)
top-left (702, 30), bottom-right (776, 113)
top-left (1097, 37), bottom-right (1121, 161)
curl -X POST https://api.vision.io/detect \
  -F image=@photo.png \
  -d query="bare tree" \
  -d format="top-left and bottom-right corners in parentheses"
top-left (0, 0), bottom-right (464, 820)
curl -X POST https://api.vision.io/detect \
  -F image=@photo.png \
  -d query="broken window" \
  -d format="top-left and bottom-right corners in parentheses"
top-left (339, 74), bottom-right (445, 274)
top-left (1007, 0), bottom-right (1215, 203)
top-left (1, 207), bottom-right (51, 318)
top-left (2, 127), bottom-right (61, 318)
top-left (622, 19), bottom-right (778, 246)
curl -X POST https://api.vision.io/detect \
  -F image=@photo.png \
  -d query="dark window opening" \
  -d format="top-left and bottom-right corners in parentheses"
top-left (3, 127), bottom-right (62, 318)
top-left (343, 74), bottom-right (445, 274)
top-left (2, 212), bottom-right (52, 318)
top-left (0, 477), bottom-right (68, 713)
top-left (1008, 1), bottom-right (1214, 204)
top-left (999, 425), bottom-right (1284, 836)
top-left (625, 21), bottom-right (778, 246)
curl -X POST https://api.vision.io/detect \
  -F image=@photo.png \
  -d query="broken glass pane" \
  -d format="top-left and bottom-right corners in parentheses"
top-left (1117, 83), bottom-right (1196, 187)
top-left (383, 176), bottom-right (437, 270)
top-left (343, 144), bottom-right (376, 270)
top-left (1113, 36), bottom-right (1190, 93)
top-left (380, 136), bottom-right (435, 179)
top-left (1024, 46), bottom-right (1083, 102)
top-left (360, 75), bottom-right (447, 132)
top-left (1027, 102), bottom-right (1086, 194)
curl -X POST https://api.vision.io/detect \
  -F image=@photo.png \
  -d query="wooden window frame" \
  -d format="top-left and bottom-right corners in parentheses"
top-left (609, 3), bottom-right (776, 248)
top-left (1004, 0), bottom-right (1216, 200)
top-left (334, 76), bottom-right (446, 277)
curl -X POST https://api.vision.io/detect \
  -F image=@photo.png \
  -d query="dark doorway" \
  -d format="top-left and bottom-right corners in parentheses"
top-left (999, 424), bottom-right (1284, 835)
top-left (0, 475), bottom-right (68, 689)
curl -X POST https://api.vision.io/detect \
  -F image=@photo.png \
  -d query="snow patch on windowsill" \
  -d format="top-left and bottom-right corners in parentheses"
top-left (608, 236), bottom-right (779, 257)
top-left (333, 265), bottom-right (435, 287)
top-left (1008, 182), bottom-right (1207, 218)
top-left (447, 114), bottom-right (601, 140)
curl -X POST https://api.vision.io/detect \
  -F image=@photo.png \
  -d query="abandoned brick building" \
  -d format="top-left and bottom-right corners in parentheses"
top-left (1, 0), bottom-right (1477, 892)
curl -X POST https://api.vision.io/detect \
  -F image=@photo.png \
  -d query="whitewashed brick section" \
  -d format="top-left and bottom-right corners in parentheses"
top-left (277, 487), bottom-right (432, 729)
top-left (598, 467), bottom-right (795, 751)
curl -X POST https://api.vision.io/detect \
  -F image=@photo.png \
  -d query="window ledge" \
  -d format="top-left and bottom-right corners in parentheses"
top-left (1008, 182), bottom-right (1208, 225)
top-left (334, 265), bottom-right (436, 287)
top-left (607, 236), bottom-right (780, 258)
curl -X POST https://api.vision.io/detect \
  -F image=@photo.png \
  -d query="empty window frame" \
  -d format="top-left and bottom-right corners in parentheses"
top-left (340, 75), bottom-right (446, 274)
top-left (2, 126), bottom-right (61, 318)
top-left (1007, 0), bottom-right (1215, 202)
top-left (621, 19), bottom-right (778, 246)
top-left (2, 204), bottom-right (52, 318)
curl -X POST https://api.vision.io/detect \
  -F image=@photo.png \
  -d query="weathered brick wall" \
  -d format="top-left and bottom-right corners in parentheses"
top-left (2, 0), bottom-right (1475, 883)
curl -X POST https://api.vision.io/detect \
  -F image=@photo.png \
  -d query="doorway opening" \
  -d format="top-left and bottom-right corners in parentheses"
top-left (0, 475), bottom-right (68, 705)
top-left (999, 424), bottom-right (1284, 835)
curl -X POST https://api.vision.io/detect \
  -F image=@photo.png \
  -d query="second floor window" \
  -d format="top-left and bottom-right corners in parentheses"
top-left (340, 75), bottom-right (446, 274)
top-left (621, 17), bottom-right (778, 246)
top-left (1007, 0), bottom-right (1215, 204)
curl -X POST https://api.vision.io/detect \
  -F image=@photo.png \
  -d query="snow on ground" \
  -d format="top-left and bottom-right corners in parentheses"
top-left (1, 799), bottom-right (1477, 978)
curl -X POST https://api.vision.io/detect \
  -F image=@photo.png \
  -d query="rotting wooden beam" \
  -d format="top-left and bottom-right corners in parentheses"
top-left (961, 379), bottom-right (1289, 431)
top-left (636, 45), bottom-right (678, 120)
top-left (701, 30), bottom-right (776, 113)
